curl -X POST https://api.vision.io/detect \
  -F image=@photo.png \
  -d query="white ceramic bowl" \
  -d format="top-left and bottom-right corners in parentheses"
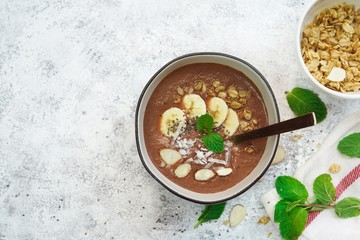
top-left (135, 52), bottom-right (280, 204)
top-left (297, 0), bottom-right (360, 99)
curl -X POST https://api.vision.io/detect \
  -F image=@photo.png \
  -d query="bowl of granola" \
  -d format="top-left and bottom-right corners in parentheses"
top-left (297, 0), bottom-right (360, 99)
top-left (136, 52), bottom-right (280, 204)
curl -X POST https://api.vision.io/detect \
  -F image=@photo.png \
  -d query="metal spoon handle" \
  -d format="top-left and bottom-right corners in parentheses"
top-left (231, 112), bottom-right (317, 144)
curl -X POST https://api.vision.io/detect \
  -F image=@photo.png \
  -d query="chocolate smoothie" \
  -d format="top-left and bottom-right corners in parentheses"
top-left (144, 63), bottom-right (268, 193)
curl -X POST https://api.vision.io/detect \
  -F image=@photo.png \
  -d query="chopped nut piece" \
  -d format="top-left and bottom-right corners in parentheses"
top-left (239, 120), bottom-right (249, 130)
top-left (207, 89), bottom-right (216, 97)
top-left (239, 98), bottom-right (247, 105)
top-left (177, 87), bottom-right (184, 96)
top-left (194, 82), bottom-right (203, 90)
top-left (252, 119), bottom-right (258, 125)
top-left (184, 87), bottom-right (189, 93)
top-left (228, 89), bottom-right (239, 99)
top-left (215, 86), bottom-right (225, 93)
top-left (230, 101), bottom-right (242, 109)
top-left (245, 146), bottom-right (255, 153)
top-left (201, 83), bottom-right (207, 93)
top-left (258, 216), bottom-right (270, 225)
top-left (218, 91), bottom-right (227, 98)
top-left (238, 90), bottom-right (247, 98)
top-left (174, 97), bottom-right (180, 103)
top-left (212, 81), bottom-right (220, 88)
top-left (329, 163), bottom-right (341, 174)
top-left (243, 109), bottom-right (252, 120)
top-left (188, 87), bottom-right (194, 94)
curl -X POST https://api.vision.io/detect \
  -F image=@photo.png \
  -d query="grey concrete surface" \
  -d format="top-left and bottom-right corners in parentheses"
top-left (1, 0), bottom-right (360, 239)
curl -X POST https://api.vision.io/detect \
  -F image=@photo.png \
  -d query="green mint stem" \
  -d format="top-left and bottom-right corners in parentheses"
top-left (299, 203), bottom-right (335, 209)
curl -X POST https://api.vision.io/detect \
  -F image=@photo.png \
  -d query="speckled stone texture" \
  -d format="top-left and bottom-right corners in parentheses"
top-left (1, 0), bottom-right (360, 239)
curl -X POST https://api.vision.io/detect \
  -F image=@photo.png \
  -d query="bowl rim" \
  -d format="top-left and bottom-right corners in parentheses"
top-left (135, 52), bottom-right (280, 204)
top-left (296, 0), bottom-right (360, 99)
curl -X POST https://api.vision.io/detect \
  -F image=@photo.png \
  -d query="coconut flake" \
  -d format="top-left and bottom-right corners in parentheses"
top-left (204, 151), bottom-right (213, 158)
top-left (171, 121), bottom-right (185, 145)
top-left (208, 158), bottom-right (226, 165)
top-left (327, 67), bottom-right (346, 82)
top-left (193, 159), bottom-right (206, 165)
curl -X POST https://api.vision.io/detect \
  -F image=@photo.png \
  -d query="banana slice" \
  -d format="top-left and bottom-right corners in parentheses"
top-left (182, 94), bottom-right (206, 119)
top-left (223, 109), bottom-right (240, 136)
top-left (160, 107), bottom-right (186, 137)
top-left (208, 97), bottom-right (228, 127)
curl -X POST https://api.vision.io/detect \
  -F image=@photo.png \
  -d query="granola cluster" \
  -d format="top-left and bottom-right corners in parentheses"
top-left (301, 3), bottom-right (360, 92)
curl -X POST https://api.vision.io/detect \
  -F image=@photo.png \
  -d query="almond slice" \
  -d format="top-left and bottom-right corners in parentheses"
top-left (194, 169), bottom-right (215, 181)
top-left (229, 205), bottom-right (247, 227)
top-left (174, 163), bottom-right (191, 178)
top-left (159, 149), bottom-right (182, 165)
top-left (272, 146), bottom-right (285, 165)
top-left (214, 167), bottom-right (233, 176)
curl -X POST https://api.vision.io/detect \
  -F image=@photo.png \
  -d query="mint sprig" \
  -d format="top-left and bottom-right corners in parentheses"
top-left (202, 133), bottom-right (224, 153)
top-left (197, 114), bottom-right (224, 153)
top-left (194, 202), bottom-right (226, 228)
top-left (275, 174), bottom-right (360, 240)
top-left (286, 87), bottom-right (327, 123)
top-left (197, 114), bottom-right (214, 134)
top-left (337, 133), bottom-right (360, 158)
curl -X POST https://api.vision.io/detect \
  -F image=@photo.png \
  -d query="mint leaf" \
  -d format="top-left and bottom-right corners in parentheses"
top-left (194, 202), bottom-right (226, 228)
top-left (275, 200), bottom-right (291, 223)
top-left (337, 133), bottom-right (360, 158)
top-left (197, 114), bottom-right (214, 134)
top-left (202, 133), bottom-right (224, 153)
top-left (286, 87), bottom-right (327, 123)
top-left (276, 176), bottom-right (309, 203)
top-left (313, 174), bottom-right (336, 205)
top-left (279, 207), bottom-right (308, 240)
top-left (286, 200), bottom-right (302, 212)
top-left (335, 197), bottom-right (360, 218)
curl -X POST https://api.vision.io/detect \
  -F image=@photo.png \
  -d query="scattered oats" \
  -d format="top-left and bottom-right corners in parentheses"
top-left (289, 133), bottom-right (302, 142)
top-left (329, 163), bottom-right (341, 174)
top-left (258, 216), bottom-right (270, 225)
